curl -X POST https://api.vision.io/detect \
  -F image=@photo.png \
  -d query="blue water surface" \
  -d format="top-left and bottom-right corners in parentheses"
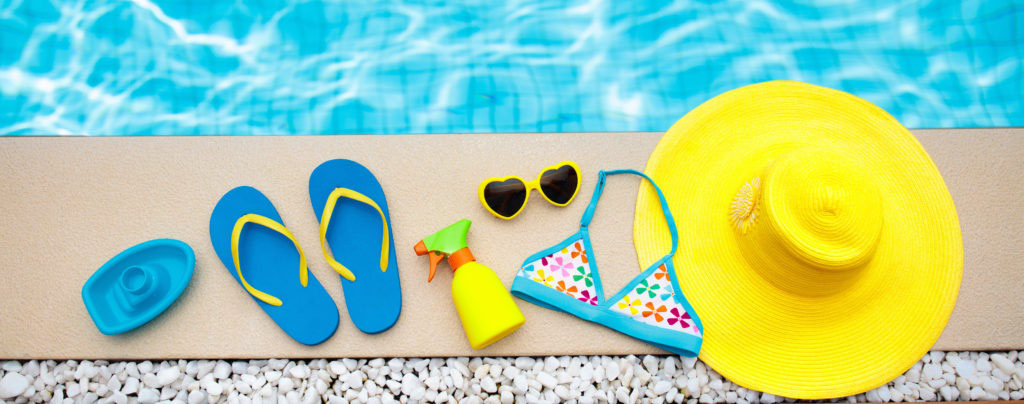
top-left (0, 0), bottom-right (1021, 135)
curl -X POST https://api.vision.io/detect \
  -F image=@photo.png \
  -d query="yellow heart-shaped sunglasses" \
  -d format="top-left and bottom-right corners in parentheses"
top-left (478, 161), bottom-right (581, 220)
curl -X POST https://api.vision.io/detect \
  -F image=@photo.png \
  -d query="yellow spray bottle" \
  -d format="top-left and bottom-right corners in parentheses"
top-left (414, 219), bottom-right (525, 349)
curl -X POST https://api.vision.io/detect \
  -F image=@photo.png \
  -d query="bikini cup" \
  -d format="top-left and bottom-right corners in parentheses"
top-left (510, 169), bottom-right (703, 357)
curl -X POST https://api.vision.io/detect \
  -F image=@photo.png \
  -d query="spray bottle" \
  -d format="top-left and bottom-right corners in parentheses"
top-left (414, 219), bottom-right (525, 349)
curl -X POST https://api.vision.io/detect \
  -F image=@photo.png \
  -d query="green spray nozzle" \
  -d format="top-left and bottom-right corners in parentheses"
top-left (414, 219), bottom-right (474, 282)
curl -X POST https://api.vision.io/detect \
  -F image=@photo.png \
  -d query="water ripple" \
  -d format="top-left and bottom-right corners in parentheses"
top-left (0, 0), bottom-right (1021, 135)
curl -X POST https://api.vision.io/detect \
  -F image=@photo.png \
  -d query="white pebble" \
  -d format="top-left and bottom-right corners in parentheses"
top-left (653, 380), bottom-right (671, 395)
top-left (278, 377), bottom-right (294, 393)
top-left (345, 372), bottom-right (362, 388)
top-left (400, 373), bottom-right (422, 396)
top-left (955, 359), bottom-right (976, 377)
top-left (991, 354), bottom-right (1014, 374)
top-left (289, 364), bottom-right (309, 379)
top-left (514, 357), bottom-right (535, 369)
top-left (536, 372), bottom-right (557, 389)
top-left (481, 377), bottom-right (497, 393)
top-left (187, 390), bottom-right (206, 404)
top-left (605, 361), bottom-right (620, 381)
top-left (122, 377), bottom-right (139, 395)
top-left (0, 373), bottom-right (29, 399)
top-left (922, 363), bottom-right (941, 380)
top-left (474, 364), bottom-right (490, 380)
top-left (982, 378), bottom-right (1003, 394)
top-left (968, 372), bottom-right (985, 386)
top-left (234, 379), bottom-right (252, 395)
top-left (202, 379), bottom-right (222, 396)
top-left (138, 388), bottom-right (159, 404)
top-left (213, 362), bottom-right (231, 380)
top-left (686, 376), bottom-right (700, 397)
top-left (155, 366), bottom-right (180, 387)
top-left (329, 361), bottom-right (346, 376)
top-left (196, 361), bottom-right (215, 378)
top-left (969, 386), bottom-right (987, 400)
top-left (940, 385), bottom-right (957, 401)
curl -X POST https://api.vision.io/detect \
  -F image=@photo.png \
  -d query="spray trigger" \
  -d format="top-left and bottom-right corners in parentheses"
top-left (427, 251), bottom-right (445, 282)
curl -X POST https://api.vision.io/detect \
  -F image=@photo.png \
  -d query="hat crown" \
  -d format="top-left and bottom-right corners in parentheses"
top-left (735, 147), bottom-right (883, 296)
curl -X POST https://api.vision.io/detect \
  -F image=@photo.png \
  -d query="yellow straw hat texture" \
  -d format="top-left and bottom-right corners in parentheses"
top-left (634, 81), bottom-right (962, 399)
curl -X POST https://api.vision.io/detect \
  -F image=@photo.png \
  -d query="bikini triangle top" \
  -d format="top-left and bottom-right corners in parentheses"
top-left (510, 169), bottom-right (703, 357)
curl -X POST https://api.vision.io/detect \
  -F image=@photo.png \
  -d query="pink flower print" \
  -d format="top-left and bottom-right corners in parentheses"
top-left (549, 256), bottom-right (574, 277)
top-left (577, 290), bottom-right (598, 305)
top-left (540, 253), bottom-right (554, 266)
top-left (666, 307), bottom-right (693, 330)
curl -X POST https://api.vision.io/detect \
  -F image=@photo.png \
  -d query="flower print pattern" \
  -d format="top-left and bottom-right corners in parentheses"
top-left (555, 280), bottom-right (578, 297)
top-left (666, 307), bottom-right (693, 330)
top-left (658, 283), bottom-right (674, 301)
top-left (532, 269), bottom-right (553, 287)
top-left (571, 242), bottom-right (588, 263)
top-left (642, 302), bottom-right (667, 322)
top-left (654, 266), bottom-right (669, 281)
top-left (519, 235), bottom-right (599, 306)
top-left (548, 256), bottom-right (574, 277)
top-left (577, 290), bottom-right (598, 305)
top-left (608, 263), bottom-right (701, 337)
top-left (572, 266), bottom-right (593, 287)
top-left (617, 296), bottom-right (642, 315)
top-left (540, 253), bottom-right (553, 266)
top-left (517, 239), bottom-right (701, 338)
top-left (635, 279), bottom-right (661, 298)
top-left (520, 265), bottom-right (536, 278)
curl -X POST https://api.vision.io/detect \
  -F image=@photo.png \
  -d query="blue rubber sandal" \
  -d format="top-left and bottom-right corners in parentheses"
top-left (210, 186), bottom-right (339, 345)
top-left (309, 159), bottom-right (402, 334)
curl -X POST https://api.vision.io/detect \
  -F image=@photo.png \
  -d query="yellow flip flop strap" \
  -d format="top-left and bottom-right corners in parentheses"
top-left (231, 213), bottom-right (308, 307)
top-left (319, 188), bottom-right (390, 282)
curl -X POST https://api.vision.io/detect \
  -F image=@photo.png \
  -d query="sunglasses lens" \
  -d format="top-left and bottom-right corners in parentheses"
top-left (484, 178), bottom-right (528, 218)
top-left (539, 164), bottom-right (579, 205)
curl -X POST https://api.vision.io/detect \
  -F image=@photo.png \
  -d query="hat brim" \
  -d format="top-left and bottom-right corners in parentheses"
top-left (634, 81), bottom-right (962, 399)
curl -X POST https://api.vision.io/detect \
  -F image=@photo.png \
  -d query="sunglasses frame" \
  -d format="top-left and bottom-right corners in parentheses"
top-left (478, 160), bottom-right (582, 220)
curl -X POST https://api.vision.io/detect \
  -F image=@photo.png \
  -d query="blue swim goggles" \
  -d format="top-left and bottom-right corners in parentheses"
top-left (511, 169), bottom-right (703, 356)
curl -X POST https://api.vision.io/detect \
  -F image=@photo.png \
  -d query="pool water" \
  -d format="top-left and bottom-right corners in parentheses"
top-left (1, 0), bottom-right (1021, 135)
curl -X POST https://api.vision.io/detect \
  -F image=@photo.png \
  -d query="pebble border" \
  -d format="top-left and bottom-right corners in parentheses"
top-left (0, 350), bottom-right (1021, 403)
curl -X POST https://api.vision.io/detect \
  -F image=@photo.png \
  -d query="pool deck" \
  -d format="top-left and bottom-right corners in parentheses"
top-left (0, 129), bottom-right (1020, 359)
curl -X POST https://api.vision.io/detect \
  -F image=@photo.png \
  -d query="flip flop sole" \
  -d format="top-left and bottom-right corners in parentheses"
top-left (310, 159), bottom-right (402, 334)
top-left (210, 186), bottom-right (340, 345)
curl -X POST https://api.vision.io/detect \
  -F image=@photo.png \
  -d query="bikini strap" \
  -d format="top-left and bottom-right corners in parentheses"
top-left (579, 169), bottom-right (679, 258)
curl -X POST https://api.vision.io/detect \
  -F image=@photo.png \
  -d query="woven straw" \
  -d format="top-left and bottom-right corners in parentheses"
top-left (633, 81), bottom-right (963, 399)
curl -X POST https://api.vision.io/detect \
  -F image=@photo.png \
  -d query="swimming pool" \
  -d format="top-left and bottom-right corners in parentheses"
top-left (0, 0), bottom-right (1021, 135)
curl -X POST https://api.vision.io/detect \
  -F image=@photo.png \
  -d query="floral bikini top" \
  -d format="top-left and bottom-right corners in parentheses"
top-left (510, 169), bottom-right (703, 357)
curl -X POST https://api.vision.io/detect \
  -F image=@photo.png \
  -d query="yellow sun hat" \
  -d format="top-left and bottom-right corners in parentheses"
top-left (633, 81), bottom-right (963, 399)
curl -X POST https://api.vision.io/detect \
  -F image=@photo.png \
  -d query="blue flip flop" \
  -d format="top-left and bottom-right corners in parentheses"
top-left (309, 159), bottom-right (402, 334)
top-left (210, 186), bottom-right (339, 345)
